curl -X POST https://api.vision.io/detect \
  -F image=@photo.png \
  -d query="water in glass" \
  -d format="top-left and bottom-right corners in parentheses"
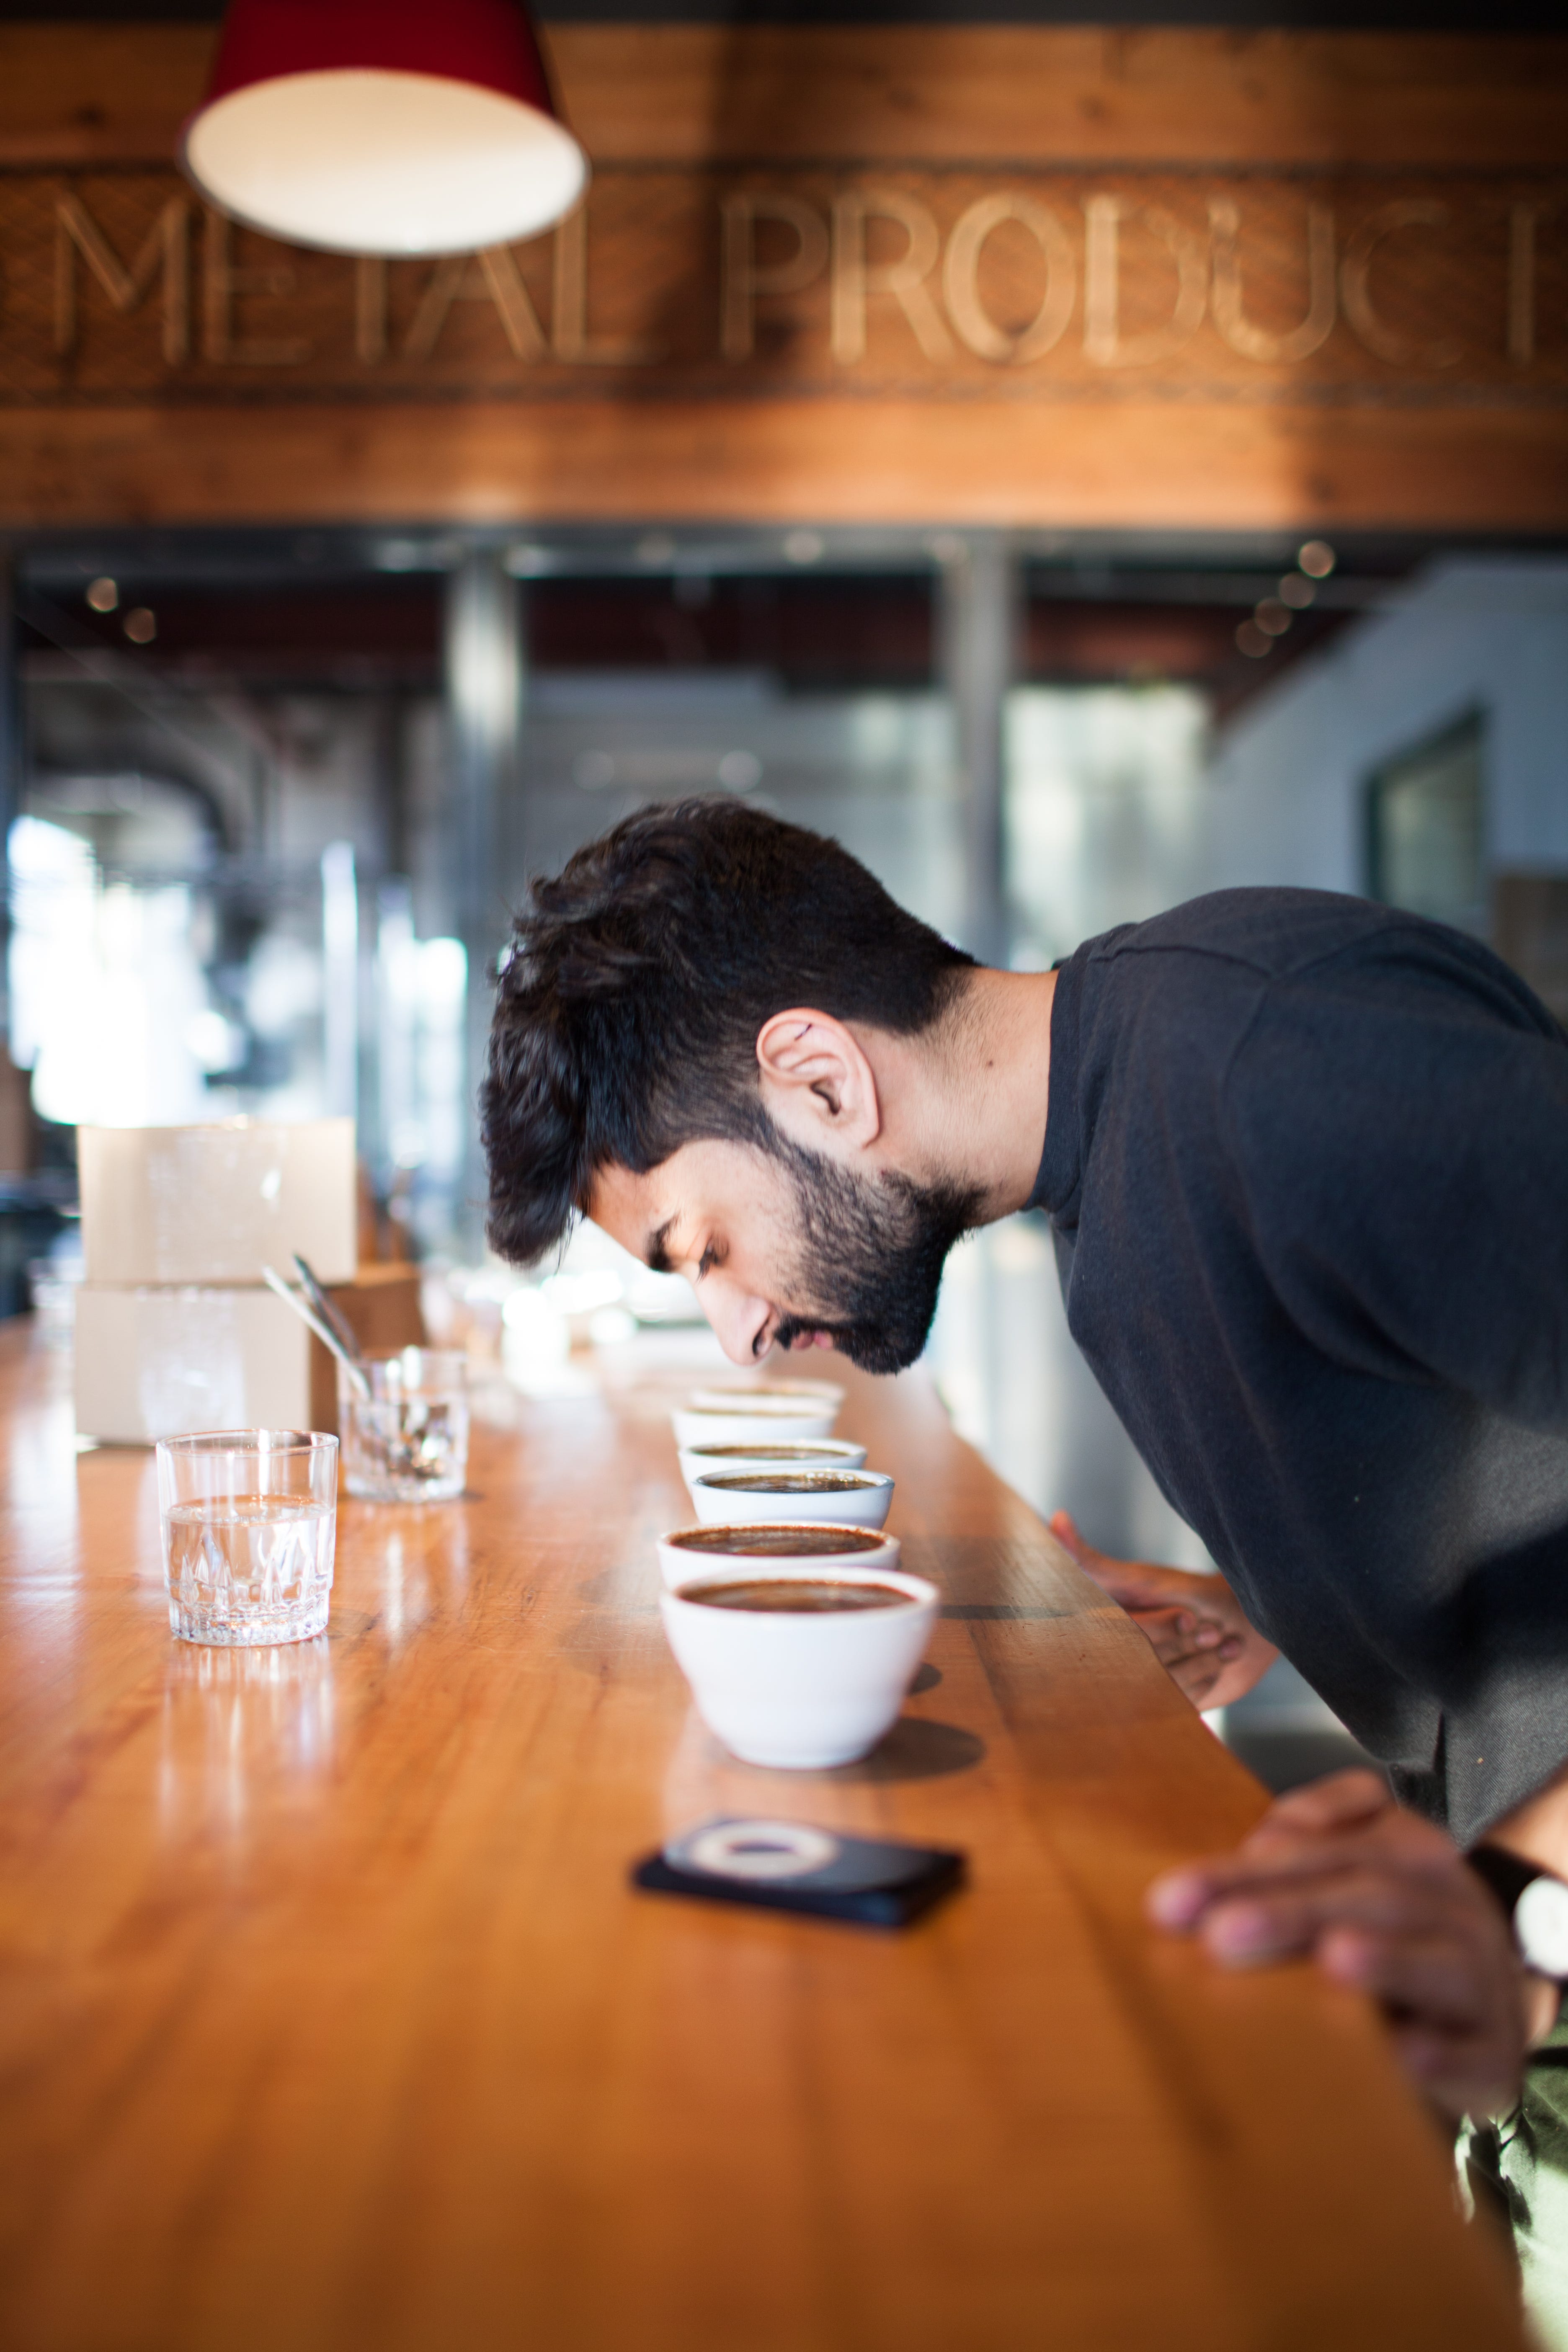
top-left (340, 1349), bottom-right (469, 1502)
top-left (165, 1494), bottom-right (336, 1644)
top-left (157, 1430), bottom-right (338, 1648)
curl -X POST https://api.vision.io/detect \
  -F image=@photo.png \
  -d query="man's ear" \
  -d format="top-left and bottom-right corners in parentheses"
top-left (755, 1009), bottom-right (882, 1155)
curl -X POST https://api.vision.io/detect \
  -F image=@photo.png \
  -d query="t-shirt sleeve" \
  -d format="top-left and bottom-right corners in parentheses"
top-left (1222, 936), bottom-right (1568, 1434)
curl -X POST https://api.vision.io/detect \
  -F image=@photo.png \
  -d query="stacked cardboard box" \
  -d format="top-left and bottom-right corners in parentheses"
top-left (73, 1122), bottom-right (423, 1443)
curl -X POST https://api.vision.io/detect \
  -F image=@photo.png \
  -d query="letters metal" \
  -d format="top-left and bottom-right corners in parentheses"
top-left (5, 167), bottom-right (1560, 406)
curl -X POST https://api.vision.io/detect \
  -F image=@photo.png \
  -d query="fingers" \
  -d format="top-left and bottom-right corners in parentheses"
top-left (1050, 1511), bottom-right (1109, 1576)
top-left (1164, 1655), bottom-right (1226, 1708)
top-left (1148, 1842), bottom-right (1354, 1930)
top-left (1187, 1868), bottom-right (1464, 1968)
top-left (1148, 1863), bottom-right (1237, 1930)
top-left (1167, 1872), bottom-right (1524, 2115)
top-left (1050, 1519), bottom-right (1199, 1614)
top-left (1148, 1810), bottom-right (1463, 1931)
top-left (1047, 1517), bottom-right (1272, 1706)
top-left (1049, 1509), bottom-right (1156, 1587)
top-left (1147, 1788), bottom-right (1529, 2123)
top-left (1125, 1604), bottom-right (1231, 1658)
top-left (1111, 1605), bottom-right (1242, 1708)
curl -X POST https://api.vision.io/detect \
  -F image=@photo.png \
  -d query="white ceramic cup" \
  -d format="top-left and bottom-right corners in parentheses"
top-left (672, 1401), bottom-right (839, 1450)
top-left (659, 1550), bottom-right (936, 1769)
top-left (689, 1468), bottom-right (894, 1530)
top-left (678, 1437), bottom-right (868, 1500)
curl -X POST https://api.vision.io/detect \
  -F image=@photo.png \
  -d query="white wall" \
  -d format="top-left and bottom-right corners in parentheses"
top-left (1203, 557), bottom-right (1568, 889)
top-left (936, 556), bottom-right (1568, 1574)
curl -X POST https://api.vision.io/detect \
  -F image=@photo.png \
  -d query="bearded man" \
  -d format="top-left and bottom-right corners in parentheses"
top-left (483, 797), bottom-right (1568, 2321)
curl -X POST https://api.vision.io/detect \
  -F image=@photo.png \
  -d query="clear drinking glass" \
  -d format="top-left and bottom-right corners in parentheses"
top-left (156, 1429), bottom-right (338, 1645)
top-left (338, 1347), bottom-right (469, 1502)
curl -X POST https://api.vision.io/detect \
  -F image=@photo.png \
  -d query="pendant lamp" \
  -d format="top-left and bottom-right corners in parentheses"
top-left (181, 0), bottom-right (587, 256)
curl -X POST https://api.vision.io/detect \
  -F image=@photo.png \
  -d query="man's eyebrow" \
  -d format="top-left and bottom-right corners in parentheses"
top-left (645, 1218), bottom-right (676, 1274)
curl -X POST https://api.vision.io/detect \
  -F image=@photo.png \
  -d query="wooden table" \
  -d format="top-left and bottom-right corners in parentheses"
top-left (0, 1323), bottom-right (1522, 2349)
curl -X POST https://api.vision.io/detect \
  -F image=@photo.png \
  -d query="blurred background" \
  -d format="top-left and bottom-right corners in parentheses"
top-left (4, 0), bottom-right (1565, 1779)
top-left (10, 529), bottom-right (1563, 1571)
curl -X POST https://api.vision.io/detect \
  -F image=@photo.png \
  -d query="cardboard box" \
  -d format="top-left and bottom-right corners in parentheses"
top-left (75, 1283), bottom-right (313, 1442)
top-left (78, 1120), bottom-right (357, 1287)
top-left (75, 1265), bottom-right (426, 1444)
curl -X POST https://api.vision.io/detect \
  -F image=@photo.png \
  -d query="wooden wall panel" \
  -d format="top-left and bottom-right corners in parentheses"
top-left (8, 396), bottom-right (1563, 533)
top-left (4, 25), bottom-right (1567, 171)
top-left (552, 27), bottom-right (1568, 172)
top-left (0, 24), bottom-right (1564, 531)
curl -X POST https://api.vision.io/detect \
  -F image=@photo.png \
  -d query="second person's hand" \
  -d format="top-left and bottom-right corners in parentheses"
top-left (1049, 1510), bottom-right (1279, 1710)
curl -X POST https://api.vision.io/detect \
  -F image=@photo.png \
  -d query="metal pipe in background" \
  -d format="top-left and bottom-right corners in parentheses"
top-left (443, 544), bottom-right (524, 1256)
top-left (936, 530), bottom-right (1019, 970)
top-left (0, 543), bottom-right (18, 1040)
top-left (320, 839), bottom-right (359, 1126)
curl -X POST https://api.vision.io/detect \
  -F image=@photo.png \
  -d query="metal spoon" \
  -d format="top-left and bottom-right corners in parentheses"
top-left (291, 1252), bottom-right (363, 1365)
top-left (261, 1264), bottom-right (372, 1401)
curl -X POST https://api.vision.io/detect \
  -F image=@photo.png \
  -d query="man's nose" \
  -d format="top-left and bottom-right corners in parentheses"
top-left (690, 1271), bottom-right (771, 1366)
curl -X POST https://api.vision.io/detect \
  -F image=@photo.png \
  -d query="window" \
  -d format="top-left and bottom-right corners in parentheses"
top-left (1365, 710), bottom-right (1486, 935)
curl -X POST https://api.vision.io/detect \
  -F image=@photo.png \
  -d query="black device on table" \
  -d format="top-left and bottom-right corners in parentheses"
top-left (633, 1817), bottom-right (965, 1929)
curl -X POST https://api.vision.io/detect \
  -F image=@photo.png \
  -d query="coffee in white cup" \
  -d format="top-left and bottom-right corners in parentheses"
top-left (689, 1467), bottom-right (893, 1531)
top-left (671, 1398), bottom-right (839, 1450)
top-left (658, 1543), bottom-right (936, 1770)
top-left (678, 1436), bottom-right (867, 1500)
top-left (689, 1378), bottom-right (846, 1414)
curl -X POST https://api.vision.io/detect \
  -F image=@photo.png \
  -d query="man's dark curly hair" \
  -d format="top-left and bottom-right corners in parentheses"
top-left (482, 798), bottom-right (975, 1266)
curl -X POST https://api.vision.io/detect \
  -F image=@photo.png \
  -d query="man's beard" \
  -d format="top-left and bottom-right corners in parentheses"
top-left (765, 1133), bottom-right (981, 1375)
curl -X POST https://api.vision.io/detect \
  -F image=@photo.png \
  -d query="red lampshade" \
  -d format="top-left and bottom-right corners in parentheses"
top-left (181, 0), bottom-right (587, 256)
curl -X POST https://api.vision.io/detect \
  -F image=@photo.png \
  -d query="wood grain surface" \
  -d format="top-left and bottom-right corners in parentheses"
top-left (8, 396), bottom-right (1566, 534)
top-left (4, 24), bottom-right (1566, 170)
top-left (3, 22), bottom-right (1565, 534)
top-left (0, 1323), bottom-right (1522, 2350)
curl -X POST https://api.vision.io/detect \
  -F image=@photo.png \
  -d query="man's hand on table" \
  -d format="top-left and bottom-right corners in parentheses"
top-left (1049, 1511), bottom-right (1279, 1710)
top-left (1148, 1769), bottom-right (1547, 2124)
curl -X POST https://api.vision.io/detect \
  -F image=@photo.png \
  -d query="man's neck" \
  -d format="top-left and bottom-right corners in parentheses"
top-left (862, 966), bottom-right (1057, 1223)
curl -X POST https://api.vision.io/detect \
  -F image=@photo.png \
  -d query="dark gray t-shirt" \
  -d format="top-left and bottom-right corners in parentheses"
top-left (1031, 887), bottom-right (1568, 1846)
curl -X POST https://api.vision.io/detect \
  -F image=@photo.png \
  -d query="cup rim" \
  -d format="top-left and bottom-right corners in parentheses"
top-left (691, 1467), bottom-right (891, 1494)
top-left (680, 1437), bottom-right (863, 1461)
top-left (155, 1427), bottom-right (337, 1457)
top-left (676, 1400), bottom-right (834, 1418)
top-left (660, 1519), bottom-right (898, 1558)
top-left (666, 1560), bottom-right (936, 1611)
top-left (689, 1380), bottom-right (846, 1404)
